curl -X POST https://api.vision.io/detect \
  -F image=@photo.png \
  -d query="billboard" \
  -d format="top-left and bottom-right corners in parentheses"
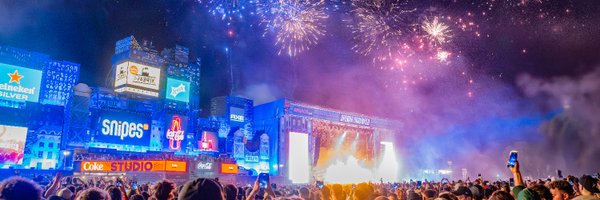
top-left (0, 63), bottom-right (42, 102)
top-left (198, 131), bottom-right (218, 152)
top-left (166, 78), bottom-right (190, 103)
top-left (164, 115), bottom-right (187, 151)
top-left (0, 125), bottom-right (27, 167)
top-left (80, 160), bottom-right (187, 172)
top-left (229, 107), bottom-right (245, 123)
top-left (114, 61), bottom-right (161, 96)
top-left (94, 111), bottom-right (151, 146)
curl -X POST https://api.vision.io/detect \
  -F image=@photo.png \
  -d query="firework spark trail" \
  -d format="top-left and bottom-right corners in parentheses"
top-left (421, 17), bottom-right (452, 46)
top-left (259, 0), bottom-right (328, 57)
top-left (349, 0), bottom-right (416, 62)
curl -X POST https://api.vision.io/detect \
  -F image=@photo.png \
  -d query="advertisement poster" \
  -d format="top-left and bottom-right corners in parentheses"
top-left (94, 111), bottom-right (151, 146)
top-left (0, 63), bottom-right (42, 102)
top-left (198, 131), bottom-right (218, 152)
top-left (166, 78), bottom-right (191, 103)
top-left (164, 115), bottom-right (188, 151)
top-left (0, 125), bottom-right (27, 167)
top-left (114, 61), bottom-right (161, 90)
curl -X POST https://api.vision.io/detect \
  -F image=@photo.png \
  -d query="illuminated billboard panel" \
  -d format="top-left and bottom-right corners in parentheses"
top-left (94, 111), bottom-right (151, 147)
top-left (0, 125), bottom-right (27, 168)
top-left (165, 78), bottom-right (190, 102)
top-left (164, 115), bottom-right (187, 151)
top-left (198, 131), bottom-right (218, 152)
top-left (80, 160), bottom-right (187, 172)
top-left (114, 61), bottom-right (161, 96)
top-left (0, 63), bottom-right (42, 102)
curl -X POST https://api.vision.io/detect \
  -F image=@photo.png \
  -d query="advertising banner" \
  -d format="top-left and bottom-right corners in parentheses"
top-left (114, 61), bottom-right (161, 90)
top-left (94, 111), bottom-right (151, 146)
top-left (0, 125), bottom-right (27, 167)
top-left (0, 63), bottom-right (42, 102)
top-left (166, 78), bottom-right (190, 103)
top-left (164, 115), bottom-right (188, 151)
top-left (197, 131), bottom-right (218, 152)
top-left (221, 163), bottom-right (239, 174)
top-left (229, 107), bottom-right (245, 123)
top-left (80, 160), bottom-right (187, 172)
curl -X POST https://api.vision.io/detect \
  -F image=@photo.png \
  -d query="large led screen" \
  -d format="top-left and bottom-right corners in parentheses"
top-left (0, 125), bottom-right (27, 167)
top-left (165, 78), bottom-right (191, 103)
top-left (115, 61), bottom-right (161, 90)
top-left (0, 63), bottom-right (42, 102)
top-left (94, 111), bottom-right (151, 146)
top-left (288, 132), bottom-right (309, 184)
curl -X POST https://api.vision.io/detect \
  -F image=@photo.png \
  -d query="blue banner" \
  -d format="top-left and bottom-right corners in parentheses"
top-left (0, 63), bottom-right (42, 102)
top-left (94, 111), bottom-right (151, 146)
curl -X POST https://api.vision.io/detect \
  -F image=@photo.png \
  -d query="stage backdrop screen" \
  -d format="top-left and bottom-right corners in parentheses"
top-left (0, 125), bottom-right (27, 168)
top-left (115, 61), bottom-right (161, 90)
top-left (94, 111), bottom-right (151, 146)
top-left (0, 63), bottom-right (42, 102)
top-left (165, 78), bottom-right (190, 103)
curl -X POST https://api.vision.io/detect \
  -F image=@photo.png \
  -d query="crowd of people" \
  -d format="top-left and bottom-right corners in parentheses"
top-left (0, 159), bottom-right (598, 200)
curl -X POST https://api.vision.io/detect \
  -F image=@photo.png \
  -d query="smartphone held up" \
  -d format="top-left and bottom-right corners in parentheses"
top-left (507, 151), bottom-right (518, 168)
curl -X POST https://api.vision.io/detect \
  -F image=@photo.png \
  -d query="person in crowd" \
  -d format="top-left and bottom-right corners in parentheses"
top-left (488, 191), bottom-right (515, 200)
top-left (151, 180), bottom-right (176, 200)
top-left (423, 189), bottom-right (438, 200)
top-left (0, 176), bottom-right (43, 200)
top-left (549, 180), bottom-right (575, 200)
top-left (129, 194), bottom-right (145, 200)
top-left (573, 176), bottom-right (600, 200)
top-left (299, 187), bottom-right (311, 200)
top-left (530, 185), bottom-right (553, 200)
top-left (58, 187), bottom-right (75, 200)
top-left (224, 184), bottom-right (238, 200)
top-left (454, 187), bottom-right (473, 200)
top-left (106, 186), bottom-right (123, 200)
top-left (76, 188), bottom-right (111, 200)
top-left (437, 192), bottom-right (459, 200)
top-left (178, 178), bottom-right (224, 200)
top-left (320, 185), bottom-right (332, 200)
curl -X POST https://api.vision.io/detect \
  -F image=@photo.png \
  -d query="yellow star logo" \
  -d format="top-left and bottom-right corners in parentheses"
top-left (8, 70), bottom-right (23, 84)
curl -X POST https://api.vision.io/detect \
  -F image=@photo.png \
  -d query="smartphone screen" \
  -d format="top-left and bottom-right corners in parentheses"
top-left (259, 173), bottom-right (269, 189)
top-left (509, 178), bottom-right (514, 187)
top-left (416, 181), bottom-right (422, 189)
top-left (132, 182), bottom-right (138, 190)
top-left (316, 181), bottom-right (324, 189)
top-left (507, 151), bottom-right (518, 167)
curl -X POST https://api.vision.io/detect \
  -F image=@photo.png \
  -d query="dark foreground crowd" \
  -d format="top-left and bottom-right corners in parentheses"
top-left (0, 161), bottom-right (598, 200)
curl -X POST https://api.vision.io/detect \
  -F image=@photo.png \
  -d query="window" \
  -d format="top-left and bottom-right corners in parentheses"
top-left (38, 152), bottom-right (43, 158)
top-left (46, 152), bottom-right (52, 159)
top-left (39, 142), bottom-right (45, 148)
top-left (48, 143), bottom-right (54, 148)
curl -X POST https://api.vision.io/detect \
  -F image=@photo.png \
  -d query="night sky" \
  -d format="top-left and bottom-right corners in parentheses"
top-left (1, 0), bottom-right (600, 175)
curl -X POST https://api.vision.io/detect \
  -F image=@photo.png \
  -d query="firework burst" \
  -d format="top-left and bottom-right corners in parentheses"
top-left (202, 0), bottom-right (255, 22)
top-left (421, 17), bottom-right (452, 46)
top-left (259, 0), bottom-right (329, 57)
top-left (348, 0), bottom-right (416, 62)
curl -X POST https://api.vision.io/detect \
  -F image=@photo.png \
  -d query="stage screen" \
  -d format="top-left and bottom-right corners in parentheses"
top-left (94, 111), bottom-right (151, 146)
top-left (0, 125), bottom-right (27, 168)
top-left (114, 61), bottom-right (161, 91)
top-left (0, 63), bottom-right (42, 102)
top-left (312, 120), bottom-right (375, 184)
top-left (288, 132), bottom-right (309, 184)
top-left (166, 78), bottom-right (190, 102)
